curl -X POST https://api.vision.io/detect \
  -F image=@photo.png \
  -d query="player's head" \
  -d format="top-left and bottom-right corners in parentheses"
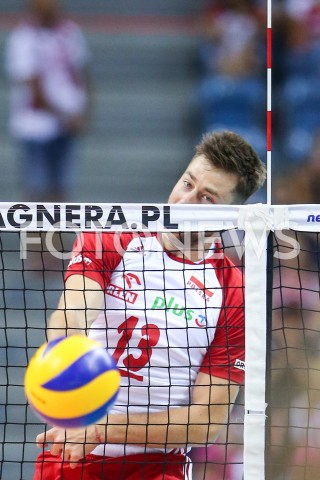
top-left (168, 130), bottom-right (266, 205)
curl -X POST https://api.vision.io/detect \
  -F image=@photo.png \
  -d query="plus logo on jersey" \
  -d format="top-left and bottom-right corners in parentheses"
top-left (106, 273), bottom-right (141, 305)
top-left (151, 296), bottom-right (195, 321)
top-left (151, 295), bottom-right (206, 327)
top-left (187, 275), bottom-right (214, 302)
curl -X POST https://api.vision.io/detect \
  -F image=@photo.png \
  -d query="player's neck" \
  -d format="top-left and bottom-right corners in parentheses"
top-left (161, 232), bottom-right (213, 263)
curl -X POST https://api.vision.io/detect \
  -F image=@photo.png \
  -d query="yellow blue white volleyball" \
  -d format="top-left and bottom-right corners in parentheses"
top-left (24, 335), bottom-right (120, 428)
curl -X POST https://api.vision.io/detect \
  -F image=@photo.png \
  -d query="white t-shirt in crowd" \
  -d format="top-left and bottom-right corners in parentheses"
top-left (5, 19), bottom-right (90, 141)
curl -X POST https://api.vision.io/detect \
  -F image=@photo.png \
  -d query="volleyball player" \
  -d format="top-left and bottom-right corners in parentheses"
top-left (34, 131), bottom-right (266, 480)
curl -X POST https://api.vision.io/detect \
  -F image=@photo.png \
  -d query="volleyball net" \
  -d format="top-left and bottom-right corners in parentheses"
top-left (0, 202), bottom-right (319, 479)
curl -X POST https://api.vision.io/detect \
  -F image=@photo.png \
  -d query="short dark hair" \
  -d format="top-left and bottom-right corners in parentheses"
top-left (194, 130), bottom-right (266, 202)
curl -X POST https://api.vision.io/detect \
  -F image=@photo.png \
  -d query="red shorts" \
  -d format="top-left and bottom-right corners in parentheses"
top-left (34, 451), bottom-right (192, 480)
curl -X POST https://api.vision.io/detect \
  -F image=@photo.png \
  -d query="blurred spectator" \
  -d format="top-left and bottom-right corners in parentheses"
top-left (271, 306), bottom-right (320, 479)
top-left (283, 0), bottom-right (320, 55)
top-left (190, 399), bottom-right (244, 480)
top-left (197, 0), bottom-right (264, 78)
top-left (4, 0), bottom-right (92, 202)
top-left (273, 0), bottom-right (320, 168)
top-left (272, 130), bottom-right (320, 205)
top-left (270, 223), bottom-right (320, 479)
top-left (288, 354), bottom-right (320, 480)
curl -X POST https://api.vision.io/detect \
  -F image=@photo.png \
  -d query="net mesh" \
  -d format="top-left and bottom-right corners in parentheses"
top-left (0, 231), bottom-right (68, 479)
top-left (1, 226), bottom-right (246, 480)
top-left (268, 229), bottom-right (320, 480)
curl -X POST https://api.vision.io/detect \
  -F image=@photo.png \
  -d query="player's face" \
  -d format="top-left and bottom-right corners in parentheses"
top-left (168, 155), bottom-right (238, 205)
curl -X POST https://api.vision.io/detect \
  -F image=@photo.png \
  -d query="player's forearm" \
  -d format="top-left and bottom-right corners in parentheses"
top-left (97, 405), bottom-right (226, 448)
top-left (47, 309), bottom-right (84, 341)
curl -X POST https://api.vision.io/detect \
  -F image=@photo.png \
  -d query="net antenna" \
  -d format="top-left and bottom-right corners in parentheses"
top-left (266, 0), bottom-right (272, 205)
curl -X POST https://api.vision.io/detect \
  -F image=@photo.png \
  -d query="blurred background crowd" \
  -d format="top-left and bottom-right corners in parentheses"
top-left (0, 0), bottom-right (320, 205)
top-left (195, 0), bottom-right (320, 205)
top-left (0, 1), bottom-right (319, 479)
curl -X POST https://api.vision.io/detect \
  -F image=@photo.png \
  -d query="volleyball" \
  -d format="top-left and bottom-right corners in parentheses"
top-left (24, 335), bottom-right (120, 428)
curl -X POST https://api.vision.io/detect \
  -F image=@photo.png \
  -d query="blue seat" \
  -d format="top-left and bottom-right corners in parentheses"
top-left (205, 123), bottom-right (267, 161)
top-left (196, 75), bottom-right (265, 130)
top-left (284, 127), bottom-right (315, 164)
top-left (283, 42), bottom-right (320, 78)
top-left (280, 76), bottom-right (320, 131)
top-left (278, 76), bottom-right (320, 163)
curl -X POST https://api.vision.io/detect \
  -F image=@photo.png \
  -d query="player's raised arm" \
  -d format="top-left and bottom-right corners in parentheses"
top-left (47, 275), bottom-right (104, 341)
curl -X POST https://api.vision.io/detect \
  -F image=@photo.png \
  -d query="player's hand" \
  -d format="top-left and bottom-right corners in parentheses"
top-left (36, 425), bottom-right (97, 469)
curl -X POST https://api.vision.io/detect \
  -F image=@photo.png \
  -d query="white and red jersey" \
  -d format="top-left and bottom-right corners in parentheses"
top-left (66, 232), bottom-right (245, 457)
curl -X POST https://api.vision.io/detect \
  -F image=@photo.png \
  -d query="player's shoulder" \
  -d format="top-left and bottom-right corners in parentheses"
top-left (78, 231), bottom-right (135, 250)
top-left (223, 255), bottom-right (244, 283)
top-left (208, 253), bottom-right (244, 287)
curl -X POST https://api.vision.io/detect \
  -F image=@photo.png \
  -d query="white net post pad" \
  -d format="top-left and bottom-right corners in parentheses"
top-left (239, 205), bottom-right (270, 479)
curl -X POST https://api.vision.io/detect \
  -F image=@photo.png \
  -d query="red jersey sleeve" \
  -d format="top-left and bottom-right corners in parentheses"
top-left (65, 232), bottom-right (134, 290)
top-left (200, 257), bottom-right (245, 385)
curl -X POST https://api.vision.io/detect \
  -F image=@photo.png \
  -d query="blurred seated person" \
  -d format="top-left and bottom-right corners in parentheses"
top-left (190, 397), bottom-right (244, 480)
top-left (271, 306), bottom-right (320, 480)
top-left (281, 0), bottom-right (320, 77)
